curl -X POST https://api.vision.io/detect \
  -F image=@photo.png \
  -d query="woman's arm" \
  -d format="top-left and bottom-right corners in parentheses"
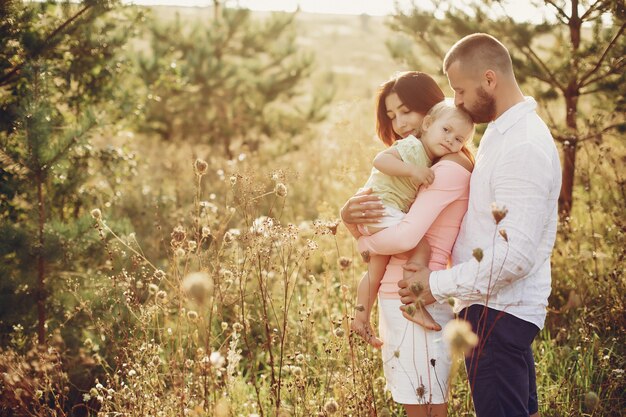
top-left (357, 162), bottom-right (470, 255)
top-left (340, 188), bottom-right (386, 225)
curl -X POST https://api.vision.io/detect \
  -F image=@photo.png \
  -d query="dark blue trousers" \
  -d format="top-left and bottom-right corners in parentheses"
top-left (461, 304), bottom-right (539, 417)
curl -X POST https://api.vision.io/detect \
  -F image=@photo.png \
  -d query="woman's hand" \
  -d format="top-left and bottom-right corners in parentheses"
top-left (340, 188), bottom-right (386, 224)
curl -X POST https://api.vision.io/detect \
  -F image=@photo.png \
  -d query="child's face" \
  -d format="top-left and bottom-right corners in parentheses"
top-left (385, 93), bottom-right (425, 138)
top-left (421, 112), bottom-right (473, 159)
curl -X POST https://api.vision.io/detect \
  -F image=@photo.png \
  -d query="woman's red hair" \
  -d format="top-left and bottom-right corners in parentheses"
top-left (375, 71), bottom-right (445, 147)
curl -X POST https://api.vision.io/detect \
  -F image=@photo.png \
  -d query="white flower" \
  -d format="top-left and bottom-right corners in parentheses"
top-left (182, 272), bottom-right (213, 304)
top-left (210, 351), bottom-right (225, 368)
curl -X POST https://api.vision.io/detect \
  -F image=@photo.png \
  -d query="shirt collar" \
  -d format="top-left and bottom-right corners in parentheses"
top-left (492, 96), bottom-right (537, 135)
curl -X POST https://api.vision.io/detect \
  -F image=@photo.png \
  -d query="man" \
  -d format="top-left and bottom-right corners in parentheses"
top-left (398, 33), bottom-right (562, 417)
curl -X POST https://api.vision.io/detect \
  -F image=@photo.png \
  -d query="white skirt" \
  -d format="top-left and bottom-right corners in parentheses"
top-left (378, 298), bottom-right (454, 405)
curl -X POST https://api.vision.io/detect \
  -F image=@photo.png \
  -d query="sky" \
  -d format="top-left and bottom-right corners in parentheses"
top-left (124, 0), bottom-right (549, 22)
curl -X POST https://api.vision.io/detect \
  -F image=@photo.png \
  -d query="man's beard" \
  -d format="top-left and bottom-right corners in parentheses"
top-left (462, 87), bottom-right (497, 123)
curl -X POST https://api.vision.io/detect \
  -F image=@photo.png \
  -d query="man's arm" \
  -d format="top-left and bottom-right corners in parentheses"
top-left (429, 141), bottom-right (557, 302)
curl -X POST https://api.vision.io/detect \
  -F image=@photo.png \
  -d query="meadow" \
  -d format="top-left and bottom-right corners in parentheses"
top-left (0, 4), bottom-right (624, 417)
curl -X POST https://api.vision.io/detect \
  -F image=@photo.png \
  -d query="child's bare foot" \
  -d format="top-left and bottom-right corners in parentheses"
top-left (400, 303), bottom-right (442, 331)
top-left (350, 317), bottom-right (383, 348)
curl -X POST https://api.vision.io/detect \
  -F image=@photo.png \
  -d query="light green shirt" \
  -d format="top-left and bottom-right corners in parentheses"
top-left (363, 135), bottom-right (431, 213)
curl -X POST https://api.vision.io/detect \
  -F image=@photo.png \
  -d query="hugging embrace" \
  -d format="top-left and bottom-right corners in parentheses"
top-left (341, 33), bottom-right (561, 417)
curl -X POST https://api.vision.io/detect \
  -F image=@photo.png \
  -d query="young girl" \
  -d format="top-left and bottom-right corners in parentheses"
top-left (351, 101), bottom-right (474, 345)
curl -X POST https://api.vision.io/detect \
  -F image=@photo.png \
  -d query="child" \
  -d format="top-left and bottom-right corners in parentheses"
top-left (351, 101), bottom-right (474, 346)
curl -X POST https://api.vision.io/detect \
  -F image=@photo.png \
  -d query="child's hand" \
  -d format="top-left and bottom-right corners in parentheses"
top-left (410, 166), bottom-right (435, 187)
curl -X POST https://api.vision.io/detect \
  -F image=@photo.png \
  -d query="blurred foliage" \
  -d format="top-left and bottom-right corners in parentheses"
top-left (387, 0), bottom-right (626, 217)
top-left (133, 7), bottom-right (331, 158)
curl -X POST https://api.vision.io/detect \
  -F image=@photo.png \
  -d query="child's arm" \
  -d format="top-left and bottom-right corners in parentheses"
top-left (373, 148), bottom-right (434, 186)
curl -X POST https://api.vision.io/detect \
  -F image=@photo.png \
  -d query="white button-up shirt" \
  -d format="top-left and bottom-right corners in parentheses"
top-left (430, 97), bottom-right (561, 329)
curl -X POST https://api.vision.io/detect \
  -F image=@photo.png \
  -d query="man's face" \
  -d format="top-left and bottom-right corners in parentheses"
top-left (446, 61), bottom-right (497, 123)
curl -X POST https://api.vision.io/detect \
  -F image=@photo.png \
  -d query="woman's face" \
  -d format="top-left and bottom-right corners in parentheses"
top-left (384, 93), bottom-right (425, 138)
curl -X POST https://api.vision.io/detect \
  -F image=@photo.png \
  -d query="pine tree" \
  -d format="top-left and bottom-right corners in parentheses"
top-left (388, 0), bottom-right (626, 218)
top-left (134, 6), bottom-right (329, 158)
top-left (0, 0), bottom-right (141, 345)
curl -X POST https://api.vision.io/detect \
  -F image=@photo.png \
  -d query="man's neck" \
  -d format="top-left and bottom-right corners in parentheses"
top-left (494, 85), bottom-right (525, 120)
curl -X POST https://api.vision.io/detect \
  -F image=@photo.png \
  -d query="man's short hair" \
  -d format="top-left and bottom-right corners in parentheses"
top-left (443, 33), bottom-right (513, 76)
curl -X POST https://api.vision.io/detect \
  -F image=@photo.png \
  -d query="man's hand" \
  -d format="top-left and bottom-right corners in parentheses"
top-left (398, 262), bottom-right (436, 306)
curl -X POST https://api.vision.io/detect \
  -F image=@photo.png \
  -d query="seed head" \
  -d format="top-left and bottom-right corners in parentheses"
top-left (584, 391), bottom-right (599, 411)
top-left (223, 231), bottom-right (234, 244)
top-left (153, 269), bottom-right (165, 280)
top-left (355, 304), bottom-right (365, 312)
top-left (338, 257), bottom-right (352, 270)
top-left (491, 202), bottom-right (508, 224)
top-left (443, 319), bottom-right (478, 358)
top-left (209, 351), bottom-right (225, 368)
top-left (360, 251), bottom-right (370, 263)
top-left (170, 225), bottom-right (186, 247)
top-left (182, 271), bottom-right (213, 304)
top-left (416, 384), bottom-right (426, 399)
top-left (410, 281), bottom-right (424, 296)
top-left (187, 310), bottom-right (199, 321)
top-left (472, 248), bottom-right (484, 262)
top-left (194, 159), bottom-right (208, 176)
top-left (323, 398), bottom-right (339, 414)
top-left (233, 322), bottom-right (244, 332)
top-left (90, 208), bottom-right (102, 220)
top-left (274, 182), bottom-right (288, 197)
top-left (201, 226), bottom-right (211, 238)
top-left (498, 229), bottom-right (508, 242)
top-left (326, 220), bottom-right (339, 235)
top-left (334, 327), bottom-right (345, 337)
top-left (378, 408), bottom-right (392, 417)
top-left (404, 304), bottom-right (416, 316)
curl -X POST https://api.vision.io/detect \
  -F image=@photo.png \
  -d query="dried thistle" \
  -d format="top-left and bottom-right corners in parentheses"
top-left (499, 229), bottom-right (509, 242)
top-left (324, 398), bottom-right (339, 414)
top-left (410, 281), bottom-right (424, 296)
top-left (170, 225), bottom-right (186, 247)
top-left (182, 271), bottom-right (213, 305)
top-left (90, 208), bottom-right (102, 220)
top-left (442, 319), bottom-right (478, 358)
top-left (404, 304), bottom-right (416, 316)
top-left (360, 250), bottom-right (370, 263)
top-left (491, 202), bottom-right (508, 224)
top-left (472, 248), bottom-right (484, 262)
top-left (338, 257), bottom-right (352, 270)
top-left (274, 182), bottom-right (288, 197)
top-left (584, 391), bottom-right (599, 412)
top-left (326, 220), bottom-right (339, 235)
top-left (194, 159), bottom-right (208, 176)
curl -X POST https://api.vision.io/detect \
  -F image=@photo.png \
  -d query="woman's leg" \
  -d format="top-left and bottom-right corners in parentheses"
top-left (404, 403), bottom-right (447, 417)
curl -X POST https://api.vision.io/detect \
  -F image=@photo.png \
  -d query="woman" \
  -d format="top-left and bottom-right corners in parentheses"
top-left (341, 71), bottom-right (474, 417)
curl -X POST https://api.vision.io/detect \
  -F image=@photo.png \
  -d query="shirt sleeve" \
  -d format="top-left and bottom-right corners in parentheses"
top-left (357, 162), bottom-right (470, 255)
top-left (430, 141), bottom-right (557, 302)
top-left (394, 135), bottom-right (430, 167)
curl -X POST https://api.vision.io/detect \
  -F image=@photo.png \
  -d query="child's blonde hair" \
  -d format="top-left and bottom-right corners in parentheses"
top-left (426, 102), bottom-right (476, 164)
